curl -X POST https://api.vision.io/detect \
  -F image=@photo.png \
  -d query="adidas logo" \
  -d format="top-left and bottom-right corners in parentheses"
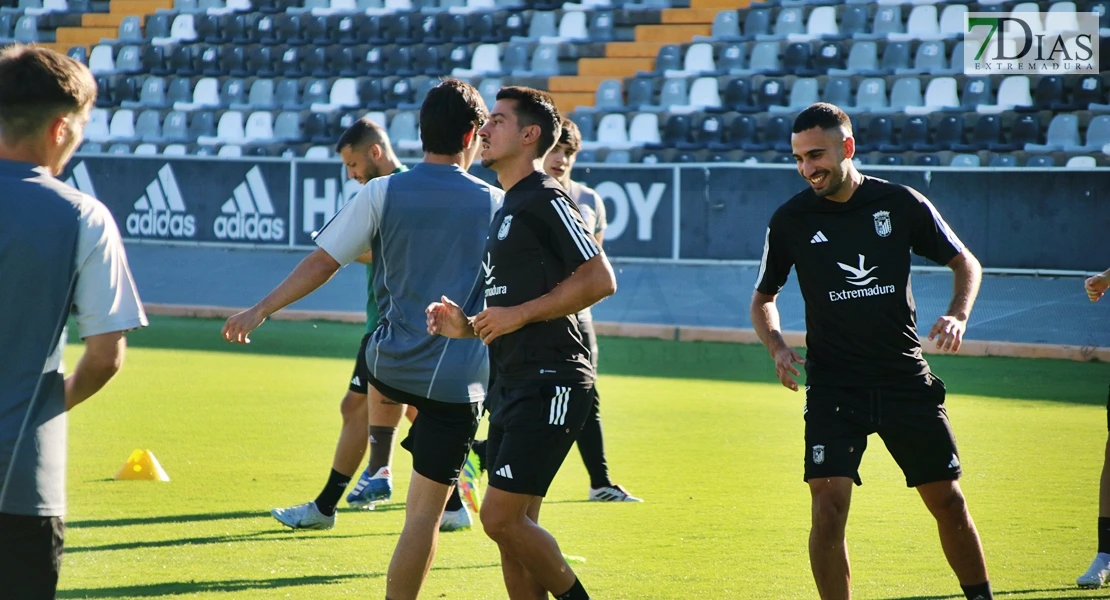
top-left (126, 164), bottom-right (196, 238)
top-left (351, 375), bottom-right (360, 387)
top-left (214, 166), bottom-right (285, 241)
top-left (948, 454), bottom-right (960, 469)
top-left (64, 162), bottom-right (97, 198)
top-left (810, 231), bottom-right (829, 244)
top-left (495, 465), bottom-right (514, 480)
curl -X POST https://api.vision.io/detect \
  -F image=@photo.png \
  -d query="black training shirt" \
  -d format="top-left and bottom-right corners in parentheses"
top-left (755, 176), bottom-right (965, 387)
top-left (481, 171), bottom-right (600, 384)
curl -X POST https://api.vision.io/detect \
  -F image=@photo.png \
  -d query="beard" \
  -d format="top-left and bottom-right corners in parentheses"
top-left (813, 170), bottom-right (845, 197)
top-left (481, 157), bottom-right (496, 169)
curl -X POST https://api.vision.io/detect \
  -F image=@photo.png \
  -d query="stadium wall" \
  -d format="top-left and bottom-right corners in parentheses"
top-left (62, 155), bottom-right (1109, 272)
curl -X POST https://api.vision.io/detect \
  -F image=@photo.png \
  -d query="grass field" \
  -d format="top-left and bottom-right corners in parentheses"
top-left (57, 315), bottom-right (1110, 599)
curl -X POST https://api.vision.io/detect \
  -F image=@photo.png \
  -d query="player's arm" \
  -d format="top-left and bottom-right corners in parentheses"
top-left (471, 253), bottom-right (616, 345)
top-left (353, 250), bottom-right (373, 264)
top-left (222, 248), bottom-right (342, 344)
top-left (927, 250), bottom-right (982, 353)
top-left (223, 178), bottom-right (386, 344)
top-left (66, 200), bottom-right (147, 410)
top-left (65, 331), bottom-right (125, 410)
top-left (1087, 268), bottom-right (1110, 302)
top-left (750, 291), bottom-right (805, 392)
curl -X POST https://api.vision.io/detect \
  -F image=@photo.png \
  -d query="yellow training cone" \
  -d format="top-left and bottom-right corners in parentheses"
top-left (114, 449), bottom-right (170, 481)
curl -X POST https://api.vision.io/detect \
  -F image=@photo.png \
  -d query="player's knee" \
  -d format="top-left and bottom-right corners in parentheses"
top-left (339, 392), bottom-right (366, 423)
top-left (479, 503), bottom-right (516, 542)
top-left (928, 487), bottom-right (968, 523)
top-left (810, 488), bottom-right (850, 533)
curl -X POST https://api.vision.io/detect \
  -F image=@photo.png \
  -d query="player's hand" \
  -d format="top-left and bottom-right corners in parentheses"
top-left (928, 315), bottom-right (966, 353)
top-left (222, 307), bottom-right (266, 344)
top-left (471, 306), bottom-right (527, 346)
top-left (426, 296), bottom-right (473, 339)
top-left (1086, 272), bottom-right (1109, 302)
top-left (772, 345), bottom-right (805, 392)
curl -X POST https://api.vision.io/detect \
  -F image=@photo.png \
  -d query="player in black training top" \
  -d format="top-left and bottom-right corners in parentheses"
top-left (751, 103), bottom-right (992, 600)
top-left (427, 86), bottom-right (615, 600)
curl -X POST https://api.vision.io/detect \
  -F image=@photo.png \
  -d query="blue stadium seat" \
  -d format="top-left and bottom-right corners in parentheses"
top-left (334, 14), bottom-right (359, 45)
top-left (1034, 75), bottom-right (1067, 110)
top-left (626, 78), bottom-right (654, 111)
top-left (900, 115), bottom-right (929, 150)
top-left (1007, 113), bottom-right (1041, 151)
top-left (813, 41), bottom-right (843, 72)
top-left (188, 110), bottom-right (216, 140)
top-left (857, 115), bottom-right (893, 152)
top-left (721, 115), bottom-right (757, 151)
top-left (880, 41), bottom-right (911, 73)
top-left (718, 42), bottom-right (744, 73)
top-left (988, 153), bottom-right (1017, 167)
top-left (660, 114), bottom-right (690, 148)
top-left (839, 5), bottom-right (869, 37)
top-left (722, 78), bottom-right (753, 112)
top-left (387, 44), bottom-right (416, 76)
top-left (358, 78), bottom-right (384, 110)
top-left (688, 113), bottom-right (724, 149)
top-left (764, 115), bottom-right (791, 152)
top-left (782, 42), bottom-right (815, 76)
top-left (932, 114), bottom-right (965, 150)
top-left (741, 7), bottom-right (771, 40)
top-left (961, 77), bottom-right (992, 110)
top-left (822, 77), bottom-right (851, 107)
top-left (588, 10), bottom-right (614, 42)
top-left (653, 45), bottom-right (681, 74)
top-left (755, 77), bottom-right (786, 111)
top-left (329, 45), bottom-right (357, 77)
top-left (913, 153), bottom-right (940, 166)
top-left (220, 78), bottom-right (246, 107)
top-left (1025, 155), bottom-right (1055, 167)
top-left (277, 45), bottom-right (304, 77)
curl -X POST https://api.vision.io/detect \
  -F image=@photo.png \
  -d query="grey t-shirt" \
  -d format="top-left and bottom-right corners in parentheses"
top-left (0, 160), bottom-right (147, 516)
top-left (565, 180), bottom-right (607, 323)
top-left (315, 162), bottom-right (502, 404)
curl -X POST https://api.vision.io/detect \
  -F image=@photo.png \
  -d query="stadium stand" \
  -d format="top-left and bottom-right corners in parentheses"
top-left (0, 0), bottom-right (1102, 166)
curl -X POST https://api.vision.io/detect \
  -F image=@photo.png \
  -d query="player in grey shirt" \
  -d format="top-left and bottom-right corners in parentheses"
top-left (544, 118), bottom-right (641, 503)
top-left (222, 79), bottom-right (499, 600)
top-left (0, 45), bottom-right (147, 598)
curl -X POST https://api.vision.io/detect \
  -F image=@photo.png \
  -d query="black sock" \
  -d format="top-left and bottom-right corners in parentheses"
top-left (445, 486), bottom-right (464, 512)
top-left (1098, 517), bottom-right (1110, 554)
top-left (555, 578), bottom-right (589, 600)
top-left (314, 469), bottom-right (352, 517)
top-left (368, 426), bottom-right (396, 475)
top-left (575, 396), bottom-right (611, 489)
top-left (960, 581), bottom-right (992, 600)
top-left (472, 438), bottom-right (488, 473)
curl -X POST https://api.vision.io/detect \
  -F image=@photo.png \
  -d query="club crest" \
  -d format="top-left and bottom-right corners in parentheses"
top-left (812, 444), bottom-right (825, 465)
top-left (872, 210), bottom-right (892, 237)
top-left (497, 215), bottom-right (513, 240)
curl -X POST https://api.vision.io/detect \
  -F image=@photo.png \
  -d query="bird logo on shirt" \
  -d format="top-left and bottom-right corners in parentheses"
top-left (837, 254), bottom-right (878, 287)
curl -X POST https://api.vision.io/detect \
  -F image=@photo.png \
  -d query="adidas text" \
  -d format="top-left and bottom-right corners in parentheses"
top-left (126, 210), bottom-right (196, 238)
top-left (214, 213), bottom-right (285, 241)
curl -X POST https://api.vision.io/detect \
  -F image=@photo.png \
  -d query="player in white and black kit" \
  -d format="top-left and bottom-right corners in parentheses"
top-left (750, 103), bottom-right (992, 600)
top-left (428, 86), bottom-right (616, 600)
top-left (544, 118), bottom-right (640, 503)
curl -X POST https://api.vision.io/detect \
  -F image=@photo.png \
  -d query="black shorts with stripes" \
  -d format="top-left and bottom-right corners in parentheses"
top-left (485, 379), bottom-right (594, 497)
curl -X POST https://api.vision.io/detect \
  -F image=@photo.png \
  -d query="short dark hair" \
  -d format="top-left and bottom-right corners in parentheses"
top-left (336, 118), bottom-right (389, 154)
top-left (792, 102), bottom-right (852, 136)
top-left (556, 118), bottom-right (581, 154)
top-left (420, 79), bottom-right (487, 155)
top-left (495, 86), bottom-right (562, 159)
top-left (0, 44), bottom-right (96, 144)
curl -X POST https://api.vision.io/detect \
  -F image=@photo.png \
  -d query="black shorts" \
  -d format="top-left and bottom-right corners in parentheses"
top-left (0, 513), bottom-right (64, 599)
top-left (486, 379), bottom-right (594, 497)
top-left (366, 373), bottom-right (480, 486)
top-left (803, 373), bottom-right (961, 488)
top-left (1105, 384), bottom-right (1109, 432)
top-left (348, 333), bottom-right (373, 394)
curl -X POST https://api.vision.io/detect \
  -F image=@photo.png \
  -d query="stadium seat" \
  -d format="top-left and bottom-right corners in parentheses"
top-left (802, 6), bottom-right (837, 39)
top-left (961, 77), bottom-right (992, 110)
top-left (657, 114), bottom-right (689, 148)
top-left (840, 5), bottom-right (869, 37)
top-left (670, 42), bottom-right (714, 77)
top-left (782, 42), bottom-right (814, 76)
top-left (550, 10), bottom-right (586, 42)
top-left (948, 41), bottom-right (964, 73)
top-left (108, 109), bottom-right (136, 141)
top-left (757, 78), bottom-right (787, 111)
top-left (526, 43), bottom-right (558, 77)
top-left (135, 109), bottom-right (163, 142)
top-left (1075, 75), bottom-right (1108, 110)
top-left (939, 4), bottom-right (966, 38)
top-left (276, 78), bottom-right (302, 110)
top-left (197, 110), bottom-right (246, 145)
top-left (311, 77), bottom-right (358, 112)
top-left (175, 77), bottom-right (220, 111)
top-left (949, 154), bottom-right (980, 167)
top-left (88, 45), bottom-right (115, 75)
top-left (162, 111), bottom-right (189, 142)
top-left (688, 113), bottom-right (724, 149)
top-left (1025, 114), bottom-right (1080, 152)
top-left (887, 77), bottom-right (922, 112)
top-left (358, 78), bottom-right (384, 110)
top-left (134, 143), bottom-right (159, 156)
top-left (188, 110), bottom-right (216, 140)
top-left (857, 115), bottom-right (893, 152)
top-left (900, 115), bottom-right (930, 150)
top-left (624, 78), bottom-right (653, 111)
top-left (932, 114), bottom-right (965, 150)
top-left (965, 114), bottom-right (1003, 151)
top-left (906, 40), bottom-right (946, 74)
top-left (119, 15), bottom-right (143, 42)
top-left (1007, 2), bottom-right (1043, 37)
top-left (705, 10), bottom-right (739, 42)
top-left (593, 79), bottom-right (623, 111)
top-left (453, 43), bottom-right (499, 77)
top-left (1025, 155), bottom-right (1055, 167)
top-left (1045, 1), bottom-right (1080, 35)
top-left (764, 115), bottom-right (792, 152)
top-left (217, 144), bottom-right (243, 157)
top-left (874, 154), bottom-right (904, 166)
top-left (718, 43), bottom-right (744, 74)
top-left (652, 45), bottom-right (681, 74)
top-left (386, 44), bottom-right (415, 77)
top-left (769, 6), bottom-right (804, 38)
top-left (154, 14), bottom-right (197, 44)
top-left (628, 112), bottom-right (660, 146)
top-left (388, 110), bottom-right (420, 151)
top-left (330, 45), bottom-right (357, 77)
top-left (1007, 114), bottom-right (1041, 150)
top-left (813, 42), bottom-right (844, 72)
top-left (822, 77), bottom-right (852, 107)
top-left (880, 41), bottom-right (911, 73)
top-left (245, 111), bottom-right (274, 142)
top-left (741, 7), bottom-right (771, 40)
top-left (745, 41), bottom-right (781, 75)
top-left (13, 15), bottom-right (38, 43)
top-left (569, 111), bottom-right (595, 142)
top-left (518, 10), bottom-right (554, 40)
top-left (653, 78), bottom-right (686, 112)
top-left (988, 153), bottom-right (1017, 167)
top-left (725, 115), bottom-right (758, 151)
top-left (912, 77), bottom-right (958, 113)
top-left (870, 5), bottom-right (904, 38)
top-left (78, 142), bottom-right (104, 154)
top-left (594, 113), bottom-right (631, 149)
top-left (682, 77), bottom-right (721, 112)
top-left (769, 77), bottom-right (816, 114)
top-left (121, 76), bottom-right (167, 110)
top-left (853, 78), bottom-right (888, 112)
top-left (722, 78), bottom-right (754, 112)
top-left (895, 5), bottom-right (940, 41)
top-left (1083, 116), bottom-right (1110, 151)
top-left (830, 41), bottom-right (876, 76)
top-left (1035, 76), bottom-right (1067, 110)
top-left (1066, 155), bottom-right (1097, 168)
top-left (108, 143), bottom-right (132, 155)
top-left (67, 46), bottom-right (88, 66)
top-left (913, 153), bottom-right (940, 166)
top-left (978, 76), bottom-right (1033, 113)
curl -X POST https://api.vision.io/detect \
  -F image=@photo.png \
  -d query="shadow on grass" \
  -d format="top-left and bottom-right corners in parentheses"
top-left (76, 315), bottom-right (1110, 405)
top-left (68, 510), bottom-right (266, 529)
top-left (58, 563), bottom-right (502, 598)
top-left (57, 573), bottom-right (374, 598)
top-left (67, 531), bottom-right (393, 554)
top-left (880, 587), bottom-right (1085, 600)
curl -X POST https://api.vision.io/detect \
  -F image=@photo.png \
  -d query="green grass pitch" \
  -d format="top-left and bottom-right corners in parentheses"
top-left (57, 315), bottom-right (1110, 599)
